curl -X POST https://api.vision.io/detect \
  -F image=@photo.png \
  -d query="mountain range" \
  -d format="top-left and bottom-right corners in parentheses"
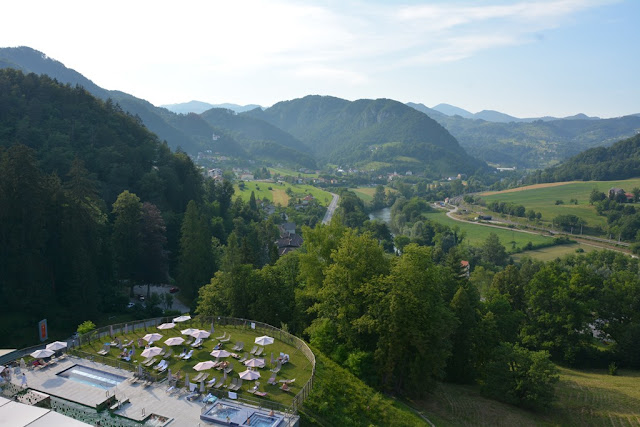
top-left (2, 46), bottom-right (638, 173)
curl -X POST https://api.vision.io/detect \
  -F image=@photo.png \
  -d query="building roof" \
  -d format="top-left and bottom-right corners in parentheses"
top-left (0, 396), bottom-right (90, 426)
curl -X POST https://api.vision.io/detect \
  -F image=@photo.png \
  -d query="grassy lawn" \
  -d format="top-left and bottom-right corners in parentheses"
top-left (424, 210), bottom-right (553, 252)
top-left (352, 186), bottom-right (395, 203)
top-left (77, 321), bottom-right (313, 408)
top-left (234, 181), bottom-right (333, 207)
top-left (416, 366), bottom-right (640, 426)
top-left (512, 243), bottom-right (598, 262)
top-left (268, 166), bottom-right (318, 178)
top-left (477, 178), bottom-right (640, 230)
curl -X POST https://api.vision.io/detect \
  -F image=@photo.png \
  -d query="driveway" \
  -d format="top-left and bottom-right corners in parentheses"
top-left (132, 284), bottom-right (190, 314)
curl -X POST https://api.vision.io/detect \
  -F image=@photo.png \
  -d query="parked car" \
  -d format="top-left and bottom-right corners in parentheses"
top-left (127, 302), bottom-right (135, 309)
top-left (169, 287), bottom-right (179, 293)
top-left (137, 294), bottom-right (145, 301)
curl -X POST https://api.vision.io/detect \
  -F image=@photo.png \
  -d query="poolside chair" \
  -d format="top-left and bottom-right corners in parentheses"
top-left (280, 383), bottom-right (291, 392)
top-left (238, 352), bottom-right (248, 363)
top-left (191, 338), bottom-right (203, 348)
top-left (206, 377), bottom-right (217, 388)
top-left (154, 360), bottom-right (167, 371)
top-left (214, 378), bottom-right (226, 389)
top-left (231, 379), bottom-right (243, 391)
top-left (248, 382), bottom-right (259, 394)
top-left (144, 357), bottom-right (158, 367)
top-left (270, 361), bottom-right (282, 373)
top-left (163, 348), bottom-right (173, 359)
top-left (220, 334), bottom-right (231, 343)
top-left (255, 347), bottom-right (264, 356)
top-left (254, 390), bottom-right (268, 397)
top-left (279, 378), bottom-right (295, 384)
top-left (184, 337), bottom-right (194, 346)
top-left (182, 350), bottom-right (194, 360)
top-left (193, 372), bottom-right (205, 382)
top-left (176, 349), bottom-right (187, 359)
top-left (199, 373), bottom-right (210, 384)
top-left (215, 331), bottom-right (226, 340)
top-left (124, 339), bottom-right (133, 347)
top-left (228, 378), bottom-right (238, 390)
top-left (232, 341), bottom-right (243, 351)
top-left (224, 363), bottom-right (234, 374)
top-left (267, 372), bottom-right (277, 385)
top-left (159, 347), bottom-right (167, 356)
top-left (97, 343), bottom-right (110, 355)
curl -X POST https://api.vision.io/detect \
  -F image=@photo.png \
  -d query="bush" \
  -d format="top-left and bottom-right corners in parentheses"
top-left (555, 200), bottom-right (564, 205)
top-left (77, 320), bottom-right (96, 335)
top-left (609, 362), bottom-right (618, 376)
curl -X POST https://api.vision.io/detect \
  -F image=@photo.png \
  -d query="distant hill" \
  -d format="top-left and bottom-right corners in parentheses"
top-left (406, 101), bottom-right (640, 169)
top-left (162, 100), bottom-right (262, 114)
top-left (245, 95), bottom-right (486, 176)
top-left (433, 103), bottom-right (474, 119)
top-left (529, 133), bottom-right (640, 182)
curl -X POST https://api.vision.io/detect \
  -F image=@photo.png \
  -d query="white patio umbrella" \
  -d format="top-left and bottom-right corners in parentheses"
top-left (0, 366), bottom-right (5, 373)
top-left (244, 358), bottom-right (265, 368)
top-left (239, 369), bottom-right (261, 380)
top-left (30, 349), bottom-right (54, 359)
top-left (254, 335), bottom-right (274, 346)
top-left (210, 349), bottom-right (231, 358)
top-left (157, 322), bottom-right (176, 330)
top-left (173, 315), bottom-right (191, 323)
top-left (189, 330), bottom-right (210, 339)
top-left (140, 346), bottom-right (163, 358)
top-left (181, 328), bottom-right (199, 336)
top-left (164, 337), bottom-right (185, 346)
top-left (46, 341), bottom-right (67, 352)
top-left (193, 361), bottom-right (217, 371)
top-left (143, 333), bottom-right (163, 344)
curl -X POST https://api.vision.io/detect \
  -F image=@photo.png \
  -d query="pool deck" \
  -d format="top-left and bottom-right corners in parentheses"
top-left (9, 355), bottom-right (298, 426)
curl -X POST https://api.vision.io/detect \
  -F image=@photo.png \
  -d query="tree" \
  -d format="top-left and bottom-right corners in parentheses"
top-left (77, 320), bottom-right (96, 335)
top-left (482, 343), bottom-right (559, 410)
top-left (139, 202), bottom-right (168, 292)
top-left (371, 185), bottom-right (386, 210)
top-left (481, 233), bottom-right (508, 267)
top-left (112, 191), bottom-right (142, 287)
top-left (177, 200), bottom-right (214, 300)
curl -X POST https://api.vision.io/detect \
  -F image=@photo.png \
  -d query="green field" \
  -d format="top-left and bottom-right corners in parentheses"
top-left (418, 366), bottom-right (640, 426)
top-left (425, 210), bottom-right (553, 252)
top-left (234, 181), bottom-right (332, 207)
top-left (352, 186), bottom-right (395, 203)
top-left (478, 178), bottom-right (640, 229)
top-left (512, 243), bottom-right (598, 262)
top-left (268, 166), bottom-right (318, 178)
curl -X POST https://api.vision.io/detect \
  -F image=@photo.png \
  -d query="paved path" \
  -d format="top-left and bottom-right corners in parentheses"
top-left (322, 193), bottom-right (340, 225)
top-left (132, 285), bottom-right (190, 314)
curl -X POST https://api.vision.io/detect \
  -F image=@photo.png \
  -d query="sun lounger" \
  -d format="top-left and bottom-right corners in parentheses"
top-left (254, 347), bottom-right (264, 356)
top-left (238, 353), bottom-right (248, 363)
top-left (159, 347), bottom-right (167, 356)
top-left (123, 340), bottom-right (133, 347)
top-left (228, 378), bottom-right (237, 390)
top-left (270, 361), bottom-right (282, 373)
top-left (249, 345), bottom-right (258, 355)
top-left (97, 343), bottom-right (110, 355)
top-left (144, 357), bottom-right (158, 367)
top-left (182, 350), bottom-right (194, 360)
top-left (176, 349), bottom-right (186, 359)
top-left (224, 363), bottom-right (234, 374)
top-left (254, 390), bottom-right (267, 397)
top-left (280, 383), bottom-right (291, 392)
top-left (279, 378), bottom-right (295, 384)
top-left (206, 377), bottom-right (217, 388)
top-left (230, 379), bottom-right (243, 391)
top-left (193, 372), bottom-right (205, 382)
top-left (215, 331), bottom-right (226, 340)
top-left (191, 338), bottom-right (203, 348)
top-left (220, 334), bottom-right (231, 343)
top-left (232, 342), bottom-right (243, 351)
top-left (267, 373), bottom-right (277, 385)
top-left (184, 338), bottom-right (194, 345)
top-left (163, 348), bottom-right (173, 359)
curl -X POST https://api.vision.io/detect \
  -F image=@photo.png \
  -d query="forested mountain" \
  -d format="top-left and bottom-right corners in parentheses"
top-left (245, 95), bottom-right (486, 176)
top-left (0, 69), bottom-right (207, 344)
top-left (200, 108), bottom-right (317, 168)
top-left (408, 106), bottom-right (640, 168)
top-left (0, 47), bottom-right (303, 166)
top-left (162, 100), bottom-right (262, 114)
top-left (525, 133), bottom-right (640, 183)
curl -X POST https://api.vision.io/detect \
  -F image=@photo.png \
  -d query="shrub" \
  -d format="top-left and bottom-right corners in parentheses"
top-left (609, 362), bottom-right (618, 376)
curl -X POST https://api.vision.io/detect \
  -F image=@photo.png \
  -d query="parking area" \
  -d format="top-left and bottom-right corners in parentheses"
top-left (131, 284), bottom-right (190, 314)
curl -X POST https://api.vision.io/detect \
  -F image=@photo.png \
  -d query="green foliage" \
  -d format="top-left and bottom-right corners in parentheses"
top-left (482, 343), bottom-right (559, 410)
top-left (481, 233), bottom-right (508, 267)
top-left (178, 201), bottom-right (215, 300)
top-left (77, 320), bottom-right (96, 335)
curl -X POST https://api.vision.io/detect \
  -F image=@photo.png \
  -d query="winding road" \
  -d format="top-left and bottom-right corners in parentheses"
top-left (322, 192), bottom-right (340, 225)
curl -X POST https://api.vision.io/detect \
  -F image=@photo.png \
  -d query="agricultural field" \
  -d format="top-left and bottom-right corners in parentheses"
top-left (234, 181), bottom-right (332, 207)
top-left (477, 178), bottom-right (640, 229)
top-left (268, 166), bottom-right (318, 178)
top-left (424, 210), bottom-right (553, 252)
top-left (418, 366), bottom-right (640, 426)
top-left (352, 186), bottom-right (395, 203)
top-left (511, 243), bottom-right (598, 262)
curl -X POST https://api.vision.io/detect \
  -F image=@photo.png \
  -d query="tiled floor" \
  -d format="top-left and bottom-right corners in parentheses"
top-left (9, 356), bottom-right (298, 426)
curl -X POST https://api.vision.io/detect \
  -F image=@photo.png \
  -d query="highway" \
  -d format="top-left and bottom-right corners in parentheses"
top-left (322, 192), bottom-right (340, 225)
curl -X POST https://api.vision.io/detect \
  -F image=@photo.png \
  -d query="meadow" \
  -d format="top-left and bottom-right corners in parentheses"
top-left (477, 178), bottom-right (640, 230)
top-left (234, 181), bottom-right (333, 207)
top-left (268, 166), bottom-right (318, 178)
top-left (424, 210), bottom-right (553, 252)
top-left (417, 366), bottom-right (640, 426)
top-left (511, 243), bottom-right (598, 262)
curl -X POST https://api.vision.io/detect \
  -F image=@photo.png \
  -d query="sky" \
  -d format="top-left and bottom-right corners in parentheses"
top-left (2, 0), bottom-right (638, 118)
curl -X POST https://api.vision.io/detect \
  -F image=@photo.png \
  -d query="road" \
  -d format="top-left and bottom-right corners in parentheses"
top-left (132, 284), bottom-right (190, 313)
top-left (322, 192), bottom-right (340, 225)
top-left (442, 205), bottom-right (634, 256)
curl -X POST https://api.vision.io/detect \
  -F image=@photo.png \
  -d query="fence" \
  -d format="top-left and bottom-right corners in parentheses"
top-left (72, 315), bottom-right (315, 415)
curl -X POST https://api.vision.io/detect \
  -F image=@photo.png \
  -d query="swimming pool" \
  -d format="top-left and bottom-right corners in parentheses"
top-left (57, 364), bottom-right (126, 390)
top-left (201, 402), bottom-right (242, 424)
top-left (245, 412), bottom-right (282, 427)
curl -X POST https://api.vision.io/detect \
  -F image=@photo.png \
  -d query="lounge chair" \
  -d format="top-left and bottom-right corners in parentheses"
top-left (185, 382), bottom-right (200, 401)
top-left (249, 345), bottom-right (258, 355)
top-left (248, 382), bottom-right (258, 394)
top-left (97, 343), bottom-right (110, 355)
top-left (270, 361), bottom-right (282, 373)
top-left (199, 373), bottom-right (210, 384)
top-left (267, 373), bottom-right (277, 385)
top-left (176, 349), bottom-right (187, 359)
top-left (280, 383), bottom-right (291, 392)
top-left (220, 334), bottom-right (231, 343)
top-left (215, 331), bottom-right (226, 340)
top-left (238, 352), bottom-right (248, 363)
top-left (159, 347), bottom-right (167, 356)
top-left (206, 377), bottom-right (217, 388)
top-left (254, 347), bottom-right (264, 356)
top-left (224, 363), bottom-right (234, 374)
top-left (182, 350), bottom-right (194, 360)
top-left (230, 379), bottom-right (243, 391)
top-left (214, 378), bottom-right (226, 389)
top-left (193, 372), bottom-right (205, 382)
top-left (142, 356), bottom-right (153, 365)
top-left (279, 378), bottom-right (295, 384)
top-left (254, 390), bottom-right (267, 397)
top-left (124, 339), bottom-right (133, 347)
top-left (191, 338), bottom-right (202, 348)
top-left (184, 338), bottom-right (194, 345)
top-left (228, 378), bottom-right (238, 390)
top-left (163, 348), bottom-right (173, 359)
top-left (155, 360), bottom-right (168, 371)
top-left (232, 342), bottom-right (243, 351)
top-left (144, 357), bottom-right (158, 367)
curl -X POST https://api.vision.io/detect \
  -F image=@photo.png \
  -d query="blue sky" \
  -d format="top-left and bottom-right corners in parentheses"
top-left (2, 0), bottom-right (638, 117)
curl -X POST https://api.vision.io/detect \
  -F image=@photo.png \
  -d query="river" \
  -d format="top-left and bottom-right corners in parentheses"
top-left (368, 207), bottom-right (391, 224)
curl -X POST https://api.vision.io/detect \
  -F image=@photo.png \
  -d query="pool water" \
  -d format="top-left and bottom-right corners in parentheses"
top-left (245, 413), bottom-right (281, 427)
top-left (57, 364), bottom-right (126, 390)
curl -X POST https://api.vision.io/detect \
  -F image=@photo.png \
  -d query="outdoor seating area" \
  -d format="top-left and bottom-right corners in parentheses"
top-left (74, 317), bottom-right (312, 408)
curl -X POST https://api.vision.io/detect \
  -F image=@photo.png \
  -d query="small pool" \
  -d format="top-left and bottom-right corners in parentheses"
top-left (244, 413), bottom-right (281, 427)
top-left (201, 402), bottom-right (243, 424)
top-left (57, 364), bottom-right (126, 390)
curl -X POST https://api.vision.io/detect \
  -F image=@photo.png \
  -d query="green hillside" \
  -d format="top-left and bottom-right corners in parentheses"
top-left (246, 95), bottom-right (487, 176)
top-left (234, 181), bottom-right (332, 207)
